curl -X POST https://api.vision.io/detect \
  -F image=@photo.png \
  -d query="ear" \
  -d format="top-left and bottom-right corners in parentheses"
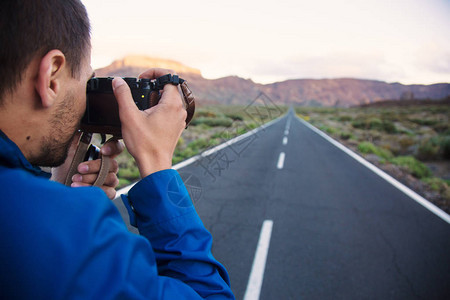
top-left (35, 50), bottom-right (67, 108)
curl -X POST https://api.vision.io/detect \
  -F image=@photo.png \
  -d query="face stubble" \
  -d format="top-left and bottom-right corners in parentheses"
top-left (30, 91), bottom-right (83, 167)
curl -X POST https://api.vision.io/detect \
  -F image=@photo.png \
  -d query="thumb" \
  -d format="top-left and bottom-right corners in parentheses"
top-left (112, 77), bottom-right (137, 118)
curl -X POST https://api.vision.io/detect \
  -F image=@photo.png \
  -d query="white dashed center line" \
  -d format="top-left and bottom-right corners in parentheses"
top-left (277, 152), bottom-right (285, 169)
top-left (243, 220), bottom-right (274, 300)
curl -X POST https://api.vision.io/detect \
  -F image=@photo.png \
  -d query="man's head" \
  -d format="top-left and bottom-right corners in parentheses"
top-left (0, 0), bottom-right (93, 167)
top-left (0, 0), bottom-right (91, 101)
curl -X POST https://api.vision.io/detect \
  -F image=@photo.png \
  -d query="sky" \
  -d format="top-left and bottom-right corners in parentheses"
top-left (82, 0), bottom-right (450, 85)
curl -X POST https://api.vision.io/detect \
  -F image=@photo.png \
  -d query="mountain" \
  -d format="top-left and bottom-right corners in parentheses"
top-left (262, 79), bottom-right (450, 107)
top-left (95, 55), bottom-right (202, 77)
top-left (95, 56), bottom-right (450, 107)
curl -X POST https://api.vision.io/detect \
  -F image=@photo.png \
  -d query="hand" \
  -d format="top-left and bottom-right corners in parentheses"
top-left (112, 68), bottom-right (187, 178)
top-left (71, 139), bottom-right (124, 199)
top-left (51, 135), bottom-right (124, 200)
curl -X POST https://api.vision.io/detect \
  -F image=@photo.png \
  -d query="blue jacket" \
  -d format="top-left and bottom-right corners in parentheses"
top-left (0, 130), bottom-right (234, 299)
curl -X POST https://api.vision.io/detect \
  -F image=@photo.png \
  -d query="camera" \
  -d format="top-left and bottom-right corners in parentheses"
top-left (81, 77), bottom-right (156, 137)
top-left (80, 74), bottom-right (195, 138)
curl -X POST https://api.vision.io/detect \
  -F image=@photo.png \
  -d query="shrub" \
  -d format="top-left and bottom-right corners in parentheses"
top-left (417, 135), bottom-right (450, 160)
top-left (398, 136), bottom-right (415, 150)
top-left (416, 137), bottom-right (440, 160)
top-left (173, 147), bottom-right (197, 164)
top-left (390, 156), bottom-right (432, 179)
top-left (358, 141), bottom-right (375, 153)
top-left (297, 114), bottom-right (310, 121)
top-left (236, 127), bottom-right (248, 136)
top-left (340, 132), bottom-right (353, 140)
top-left (212, 131), bottom-right (230, 140)
top-left (422, 177), bottom-right (449, 193)
top-left (188, 138), bottom-right (210, 151)
top-left (225, 113), bottom-right (244, 121)
top-left (245, 122), bottom-right (258, 130)
top-left (181, 147), bottom-right (197, 157)
top-left (351, 119), bottom-right (366, 129)
top-left (422, 177), bottom-right (450, 202)
top-left (118, 178), bottom-right (131, 189)
top-left (197, 123), bottom-right (212, 130)
top-left (295, 107), bottom-right (311, 115)
top-left (195, 110), bottom-right (218, 118)
top-left (432, 123), bottom-right (449, 134)
top-left (381, 121), bottom-right (397, 134)
top-left (441, 136), bottom-right (450, 159)
top-left (358, 141), bottom-right (393, 160)
top-left (315, 108), bottom-right (336, 114)
top-left (118, 166), bottom-right (140, 180)
top-left (409, 118), bottom-right (438, 126)
top-left (172, 156), bottom-right (183, 164)
top-left (191, 117), bottom-right (233, 127)
top-left (351, 117), bottom-right (396, 133)
top-left (338, 115), bottom-right (352, 122)
top-left (177, 137), bottom-right (185, 147)
top-left (319, 125), bottom-right (337, 134)
top-left (368, 118), bottom-right (383, 130)
top-left (209, 138), bottom-right (221, 147)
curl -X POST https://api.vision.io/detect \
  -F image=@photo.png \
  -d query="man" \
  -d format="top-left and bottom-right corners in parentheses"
top-left (0, 0), bottom-right (234, 299)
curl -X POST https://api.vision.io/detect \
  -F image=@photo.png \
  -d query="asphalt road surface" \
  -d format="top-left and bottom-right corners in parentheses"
top-left (114, 109), bottom-right (450, 299)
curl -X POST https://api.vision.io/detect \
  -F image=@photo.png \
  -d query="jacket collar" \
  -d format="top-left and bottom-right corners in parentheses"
top-left (0, 130), bottom-right (51, 178)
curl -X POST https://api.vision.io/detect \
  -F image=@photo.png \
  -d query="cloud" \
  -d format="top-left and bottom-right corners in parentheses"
top-left (415, 43), bottom-right (450, 75)
top-left (246, 52), bottom-right (407, 84)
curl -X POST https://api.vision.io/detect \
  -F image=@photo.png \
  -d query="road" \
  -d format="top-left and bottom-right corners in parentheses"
top-left (114, 109), bottom-right (450, 299)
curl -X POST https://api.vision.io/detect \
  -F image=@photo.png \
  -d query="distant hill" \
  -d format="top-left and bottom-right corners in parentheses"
top-left (262, 79), bottom-right (450, 107)
top-left (95, 55), bottom-right (202, 77)
top-left (359, 97), bottom-right (450, 107)
top-left (95, 55), bottom-right (450, 107)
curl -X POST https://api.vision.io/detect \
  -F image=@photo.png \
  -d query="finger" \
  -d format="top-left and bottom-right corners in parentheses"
top-left (100, 139), bottom-right (124, 158)
top-left (70, 181), bottom-right (90, 188)
top-left (138, 68), bottom-right (177, 80)
top-left (72, 172), bottom-right (119, 187)
top-left (104, 172), bottom-right (120, 187)
top-left (70, 182), bottom-right (117, 200)
top-left (113, 77), bottom-right (138, 120)
top-left (101, 187), bottom-right (117, 200)
top-left (157, 84), bottom-right (184, 107)
top-left (77, 159), bottom-right (119, 175)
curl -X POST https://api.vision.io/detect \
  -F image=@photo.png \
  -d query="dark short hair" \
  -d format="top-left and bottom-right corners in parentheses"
top-left (0, 0), bottom-right (91, 102)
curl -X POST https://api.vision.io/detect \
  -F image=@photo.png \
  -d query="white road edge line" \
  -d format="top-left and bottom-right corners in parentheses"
top-left (283, 137), bottom-right (288, 145)
top-left (243, 220), bottom-right (274, 300)
top-left (296, 116), bottom-right (450, 225)
top-left (116, 115), bottom-right (286, 197)
top-left (277, 152), bottom-right (285, 169)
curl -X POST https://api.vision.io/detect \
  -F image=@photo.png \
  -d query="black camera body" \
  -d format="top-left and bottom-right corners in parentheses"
top-left (81, 77), bottom-right (159, 137)
top-left (81, 74), bottom-right (195, 138)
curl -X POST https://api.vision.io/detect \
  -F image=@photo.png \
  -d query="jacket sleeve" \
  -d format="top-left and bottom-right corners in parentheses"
top-left (0, 169), bottom-right (234, 300)
top-left (121, 169), bottom-right (234, 299)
